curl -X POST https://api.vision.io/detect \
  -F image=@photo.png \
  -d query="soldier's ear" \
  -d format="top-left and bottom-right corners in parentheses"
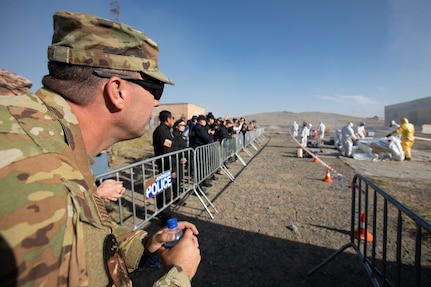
top-left (104, 77), bottom-right (127, 110)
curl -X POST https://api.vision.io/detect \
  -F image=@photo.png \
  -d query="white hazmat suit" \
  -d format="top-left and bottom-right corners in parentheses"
top-left (356, 122), bottom-right (366, 139)
top-left (341, 122), bottom-right (356, 157)
top-left (333, 129), bottom-right (342, 149)
top-left (292, 121), bottom-right (299, 137)
top-left (389, 120), bottom-right (401, 138)
top-left (301, 123), bottom-right (312, 148)
top-left (317, 122), bottom-right (326, 139)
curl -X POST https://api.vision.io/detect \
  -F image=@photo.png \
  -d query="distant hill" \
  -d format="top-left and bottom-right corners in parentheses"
top-left (243, 111), bottom-right (384, 131)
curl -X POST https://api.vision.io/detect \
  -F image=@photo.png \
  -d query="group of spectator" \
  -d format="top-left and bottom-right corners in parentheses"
top-left (183, 112), bottom-right (257, 146)
top-left (154, 111), bottom-right (257, 152)
top-left (152, 110), bottom-right (258, 223)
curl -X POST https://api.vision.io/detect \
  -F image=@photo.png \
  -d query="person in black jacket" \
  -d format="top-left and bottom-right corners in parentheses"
top-left (172, 118), bottom-right (188, 170)
top-left (205, 112), bottom-right (216, 143)
top-left (173, 119), bottom-right (188, 149)
top-left (217, 119), bottom-right (232, 143)
top-left (189, 115), bottom-right (212, 148)
top-left (189, 115), bottom-right (213, 188)
top-left (152, 110), bottom-right (176, 224)
top-left (170, 118), bottom-right (189, 206)
top-left (218, 119), bottom-right (237, 163)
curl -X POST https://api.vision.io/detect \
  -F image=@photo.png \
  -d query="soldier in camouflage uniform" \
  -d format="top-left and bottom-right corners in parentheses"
top-left (0, 68), bottom-right (32, 96)
top-left (0, 10), bottom-right (200, 287)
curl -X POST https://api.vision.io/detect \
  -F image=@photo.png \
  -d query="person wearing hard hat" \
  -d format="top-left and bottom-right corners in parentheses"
top-left (387, 118), bottom-right (415, 160)
top-left (341, 122), bottom-right (356, 157)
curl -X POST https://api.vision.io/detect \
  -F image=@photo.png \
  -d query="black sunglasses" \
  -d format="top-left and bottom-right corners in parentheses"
top-left (93, 70), bottom-right (164, 100)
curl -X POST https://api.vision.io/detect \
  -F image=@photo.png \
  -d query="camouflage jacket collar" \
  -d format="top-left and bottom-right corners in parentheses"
top-left (36, 88), bottom-right (95, 186)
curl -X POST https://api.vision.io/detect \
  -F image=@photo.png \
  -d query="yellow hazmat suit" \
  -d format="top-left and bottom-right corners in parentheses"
top-left (389, 118), bottom-right (415, 160)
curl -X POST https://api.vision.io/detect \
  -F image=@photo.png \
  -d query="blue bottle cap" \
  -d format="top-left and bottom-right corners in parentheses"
top-left (167, 218), bottom-right (178, 229)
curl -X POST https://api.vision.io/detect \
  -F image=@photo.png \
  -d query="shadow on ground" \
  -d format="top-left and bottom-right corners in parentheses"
top-left (130, 213), bottom-right (373, 287)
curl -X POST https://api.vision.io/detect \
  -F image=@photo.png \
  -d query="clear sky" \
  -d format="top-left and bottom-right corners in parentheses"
top-left (1, 0), bottom-right (431, 119)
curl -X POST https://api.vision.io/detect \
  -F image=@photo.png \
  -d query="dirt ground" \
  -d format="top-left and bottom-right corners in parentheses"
top-left (123, 130), bottom-right (431, 287)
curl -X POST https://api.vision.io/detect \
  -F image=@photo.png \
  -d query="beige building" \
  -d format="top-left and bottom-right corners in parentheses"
top-left (150, 103), bottom-right (205, 128)
top-left (385, 96), bottom-right (431, 127)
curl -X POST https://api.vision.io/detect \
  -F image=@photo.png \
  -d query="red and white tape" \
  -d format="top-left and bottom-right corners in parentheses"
top-left (289, 131), bottom-right (355, 191)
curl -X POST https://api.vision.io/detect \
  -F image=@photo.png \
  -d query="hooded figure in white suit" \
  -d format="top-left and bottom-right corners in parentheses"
top-left (341, 122), bottom-right (356, 157)
top-left (292, 121), bottom-right (299, 137)
top-left (317, 122), bottom-right (326, 139)
top-left (301, 123), bottom-right (312, 148)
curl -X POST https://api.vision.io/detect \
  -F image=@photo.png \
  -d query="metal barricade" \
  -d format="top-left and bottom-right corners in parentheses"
top-left (219, 138), bottom-right (238, 181)
top-left (95, 128), bottom-right (267, 226)
top-left (246, 130), bottom-right (259, 151)
top-left (254, 128), bottom-right (267, 145)
top-left (241, 132), bottom-right (254, 157)
top-left (242, 128), bottom-right (265, 154)
top-left (308, 174), bottom-right (431, 286)
top-left (95, 148), bottom-right (194, 230)
top-left (234, 136), bottom-right (247, 166)
top-left (192, 142), bottom-right (220, 218)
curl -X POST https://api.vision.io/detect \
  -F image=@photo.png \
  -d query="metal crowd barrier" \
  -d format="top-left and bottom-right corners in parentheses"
top-left (308, 174), bottom-right (431, 286)
top-left (95, 128), bottom-right (266, 228)
top-left (232, 136), bottom-right (247, 166)
top-left (95, 148), bottom-right (194, 230)
top-left (191, 141), bottom-right (220, 219)
top-left (220, 137), bottom-right (240, 180)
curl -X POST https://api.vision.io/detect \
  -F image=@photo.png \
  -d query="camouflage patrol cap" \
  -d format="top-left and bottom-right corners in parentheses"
top-left (48, 10), bottom-right (174, 85)
top-left (0, 68), bottom-right (32, 95)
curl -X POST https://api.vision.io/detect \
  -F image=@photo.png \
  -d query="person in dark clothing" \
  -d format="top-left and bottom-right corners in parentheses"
top-left (205, 112), bottom-right (216, 143)
top-left (218, 119), bottom-right (237, 163)
top-left (172, 118), bottom-right (188, 170)
top-left (213, 117), bottom-right (223, 142)
top-left (171, 119), bottom-right (189, 206)
top-left (189, 115), bottom-right (211, 148)
top-left (217, 119), bottom-right (232, 143)
top-left (173, 119), bottom-right (188, 149)
top-left (153, 110), bottom-right (175, 157)
top-left (184, 115), bottom-right (197, 147)
top-left (152, 110), bottom-right (176, 224)
top-left (240, 117), bottom-right (248, 144)
top-left (189, 115), bottom-right (213, 188)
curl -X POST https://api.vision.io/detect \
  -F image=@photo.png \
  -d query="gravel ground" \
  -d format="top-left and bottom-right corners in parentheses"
top-left (126, 131), bottom-right (431, 287)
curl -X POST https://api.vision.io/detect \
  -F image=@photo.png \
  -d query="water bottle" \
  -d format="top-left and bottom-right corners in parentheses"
top-left (163, 218), bottom-right (183, 248)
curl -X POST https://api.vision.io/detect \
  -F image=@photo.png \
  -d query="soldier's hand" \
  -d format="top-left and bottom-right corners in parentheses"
top-left (158, 228), bottom-right (201, 279)
top-left (145, 221), bottom-right (199, 253)
top-left (96, 179), bottom-right (125, 201)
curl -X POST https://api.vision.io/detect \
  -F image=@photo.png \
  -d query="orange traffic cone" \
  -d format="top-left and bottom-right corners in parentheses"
top-left (354, 212), bottom-right (373, 242)
top-left (313, 151), bottom-right (319, 163)
top-left (322, 168), bottom-right (332, 183)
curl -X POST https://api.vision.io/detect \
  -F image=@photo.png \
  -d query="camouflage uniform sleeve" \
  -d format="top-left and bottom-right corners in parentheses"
top-left (152, 265), bottom-right (191, 287)
top-left (113, 225), bottom-right (147, 271)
